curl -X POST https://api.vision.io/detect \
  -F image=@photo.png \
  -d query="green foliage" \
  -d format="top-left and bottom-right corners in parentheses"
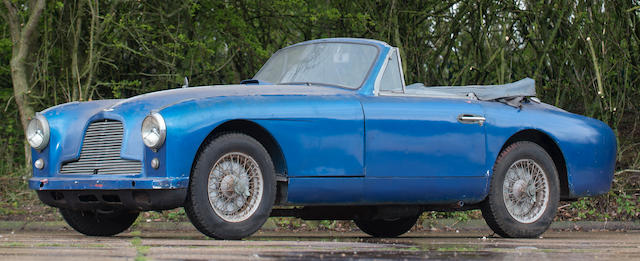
top-left (1, 0), bottom-right (639, 221)
top-left (615, 193), bottom-right (637, 217)
top-left (269, 217), bottom-right (353, 231)
top-left (571, 198), bottom-right (601, 220)
top-left (319, 220), bottom-right (335, 229)
top-left (561, 171), bottom-right (640, 220)
top-left (0, 166), bottom-right (33, 216)
top-left (131, 236), bottom-right (149, 261)
top-left (166, 208), bottom-right (186, 222)
top-left (419, 210), bottom-right (483, 226)
top-left (272, 217), bottom-right (303, 229)
top-left (138, 209), bottom-right (188, 223)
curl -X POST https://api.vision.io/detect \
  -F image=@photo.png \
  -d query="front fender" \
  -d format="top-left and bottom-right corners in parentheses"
top-left (159, 94), bottom-right (365, 179)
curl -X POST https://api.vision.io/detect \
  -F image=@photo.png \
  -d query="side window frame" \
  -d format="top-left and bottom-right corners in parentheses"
top-left (374, 47), bottom-right (406, 96)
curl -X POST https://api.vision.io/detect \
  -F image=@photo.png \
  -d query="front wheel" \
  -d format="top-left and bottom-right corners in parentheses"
top-left (185, 133), bottom-right (276, 240)
top-left (354, 215), bottom-right (418, 238)
top-left (60, 208), bottom-right (139, 236)
top-left (482, 141), bottom-right (560, 238)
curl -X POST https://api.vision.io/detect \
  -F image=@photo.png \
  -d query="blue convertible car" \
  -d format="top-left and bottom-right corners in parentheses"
top-left (27, 38), bottom-right (616, 239)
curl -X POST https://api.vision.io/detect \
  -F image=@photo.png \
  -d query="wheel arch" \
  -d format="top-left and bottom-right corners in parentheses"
top-left (498, 129), bottom-right (570, 199)
top-left (192, 119), bottom-right (288, 177)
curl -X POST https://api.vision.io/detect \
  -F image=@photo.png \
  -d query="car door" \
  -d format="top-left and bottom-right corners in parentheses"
top-left (360, 49), bottom-right (489, 204)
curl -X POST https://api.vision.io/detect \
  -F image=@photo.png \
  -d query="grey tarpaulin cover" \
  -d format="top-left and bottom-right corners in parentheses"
top-left (404, 78), bottom-right (536, 106)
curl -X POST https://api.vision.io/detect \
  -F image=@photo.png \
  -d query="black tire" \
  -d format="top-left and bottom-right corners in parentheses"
top-left (184, 133), bottom-right (276, 240)
top-left (354, 215), bottom-right (418, 238)
top-left (60, 208), bottom-right (139, 236)
top-left (482, 141), bottom-right (560, 238)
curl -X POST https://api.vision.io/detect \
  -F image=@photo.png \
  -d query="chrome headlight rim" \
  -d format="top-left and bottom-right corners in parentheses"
top-left (27, 114), bottom-right (50, 151)
top-left (141, 112), bottom-right (166, 150)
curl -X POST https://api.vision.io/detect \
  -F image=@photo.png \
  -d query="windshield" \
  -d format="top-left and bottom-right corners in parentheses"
top-left (254, 42), bottom-right (378, 89)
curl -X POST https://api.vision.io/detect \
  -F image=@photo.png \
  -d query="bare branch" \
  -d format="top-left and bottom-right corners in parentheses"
top-left (2, 0), bottom-right (20, 43)
top-left (20, 0), bottom-right (46, 45)
top-left (615, 169), bottom-right (640, 176)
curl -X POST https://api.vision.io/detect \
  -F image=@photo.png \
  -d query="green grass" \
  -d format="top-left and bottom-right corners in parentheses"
top-left (34, 243), bottom-right (64, 247)
top-left (130, 237), bottom-right (142, 246)
top-left (1, 242), bottom-right (27, 247)
top-left (130, 237), bottom-right (150, 261)
top-left (436, 246), bottom-right (478, 252)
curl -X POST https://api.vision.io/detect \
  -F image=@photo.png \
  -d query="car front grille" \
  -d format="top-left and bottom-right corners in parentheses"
top-left (60, 120), bottom-right (142, 175)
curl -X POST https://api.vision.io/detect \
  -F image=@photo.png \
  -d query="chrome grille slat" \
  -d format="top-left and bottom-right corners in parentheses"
top-left (60, 120), bottom-right (141, 175)
top-left (79, 154), bottom-right (121, 157)
top-left (81, 142), bottom-right (124, 146)
top-left (81, 142), bottom-right (123, 145)
top-left (62, 170), bottom-right (139, 173)
top-left (62, 161), bottom-right (142, 166)
top-left (61, 170), bottom-right (138, 175)
top-left (68, 165), bottom-right (140, 169)
top-left (84, 133), bottom-right (124, 137)
top-left (62, 169), bottom-right (140, 173)
top-left (85, 126), bottom-right (122, 129)
top-left (82, 136), bottom-right (123, 140)
top-left (84, 133), bottom-right (123, 137)
top-left (78, 154), bottom-right (123, 158)
top-left (80, 150), bottom-right (121, 153)
top-left (81, 143), bottom-right (125, 147)
top-left (64, 161), bottom-right (141, 167)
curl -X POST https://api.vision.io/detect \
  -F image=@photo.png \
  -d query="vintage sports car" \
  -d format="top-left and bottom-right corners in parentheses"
top-left (27, 38), bottom-right (616, 239)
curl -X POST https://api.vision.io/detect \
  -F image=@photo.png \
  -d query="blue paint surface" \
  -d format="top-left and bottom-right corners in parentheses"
top-left (481, 101), bottom-right (617, 198)
top-left (29, 38), bottom-right (616, 207)
top-left (361, 96), bottom-right (487, 178)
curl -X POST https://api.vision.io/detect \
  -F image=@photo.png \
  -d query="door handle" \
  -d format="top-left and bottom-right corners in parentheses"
top-left (457, 114), bottom-right (486, 126)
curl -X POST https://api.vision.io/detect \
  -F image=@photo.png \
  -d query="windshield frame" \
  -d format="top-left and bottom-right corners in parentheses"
top-left (253, 41), bottom-right (381, 90)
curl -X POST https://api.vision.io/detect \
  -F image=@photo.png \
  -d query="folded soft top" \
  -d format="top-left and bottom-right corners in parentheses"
top-left (404, 78), bottom-right (536, 101)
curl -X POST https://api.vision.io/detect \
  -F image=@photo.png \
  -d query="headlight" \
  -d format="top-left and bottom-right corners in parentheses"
top-left (26, 114), bottom-right (50, 150)
top-left (141, 112), bottom-right (166, 149)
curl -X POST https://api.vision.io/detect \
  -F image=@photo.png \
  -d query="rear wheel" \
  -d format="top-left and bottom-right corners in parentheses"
top-left (354, 215), bottom-right (418, 238)
top-left (482, 141), bottom-right (560, 238)
top-left (185, 133), bottom-right (276, 240)
top-left (60, 208), bottom-right (139, 236)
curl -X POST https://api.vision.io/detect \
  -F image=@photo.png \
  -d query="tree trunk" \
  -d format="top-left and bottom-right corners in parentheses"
top-left (2, 0), bottom-right (47, 165)
top-left (9, 53), bottom-right (35, 134)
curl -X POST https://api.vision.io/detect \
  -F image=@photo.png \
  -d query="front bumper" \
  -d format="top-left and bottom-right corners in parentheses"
top-left (29, 176), bottom-right (189, 211)
top-left (29, 176), bottom-right (188, 190)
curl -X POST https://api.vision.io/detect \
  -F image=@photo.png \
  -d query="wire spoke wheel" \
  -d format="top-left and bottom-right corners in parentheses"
top-left (502, 159), bottom-right (549, 223)
top-left (185, 133), bottom-right (276, 239)
top-left (482, 142), bottom-right (560, 238)
top-left (208, 152), bottom-right (263, 223)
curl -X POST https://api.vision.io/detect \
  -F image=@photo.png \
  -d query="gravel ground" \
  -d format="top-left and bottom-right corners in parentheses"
top-left (0, 223), bottom-right (639, 260)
